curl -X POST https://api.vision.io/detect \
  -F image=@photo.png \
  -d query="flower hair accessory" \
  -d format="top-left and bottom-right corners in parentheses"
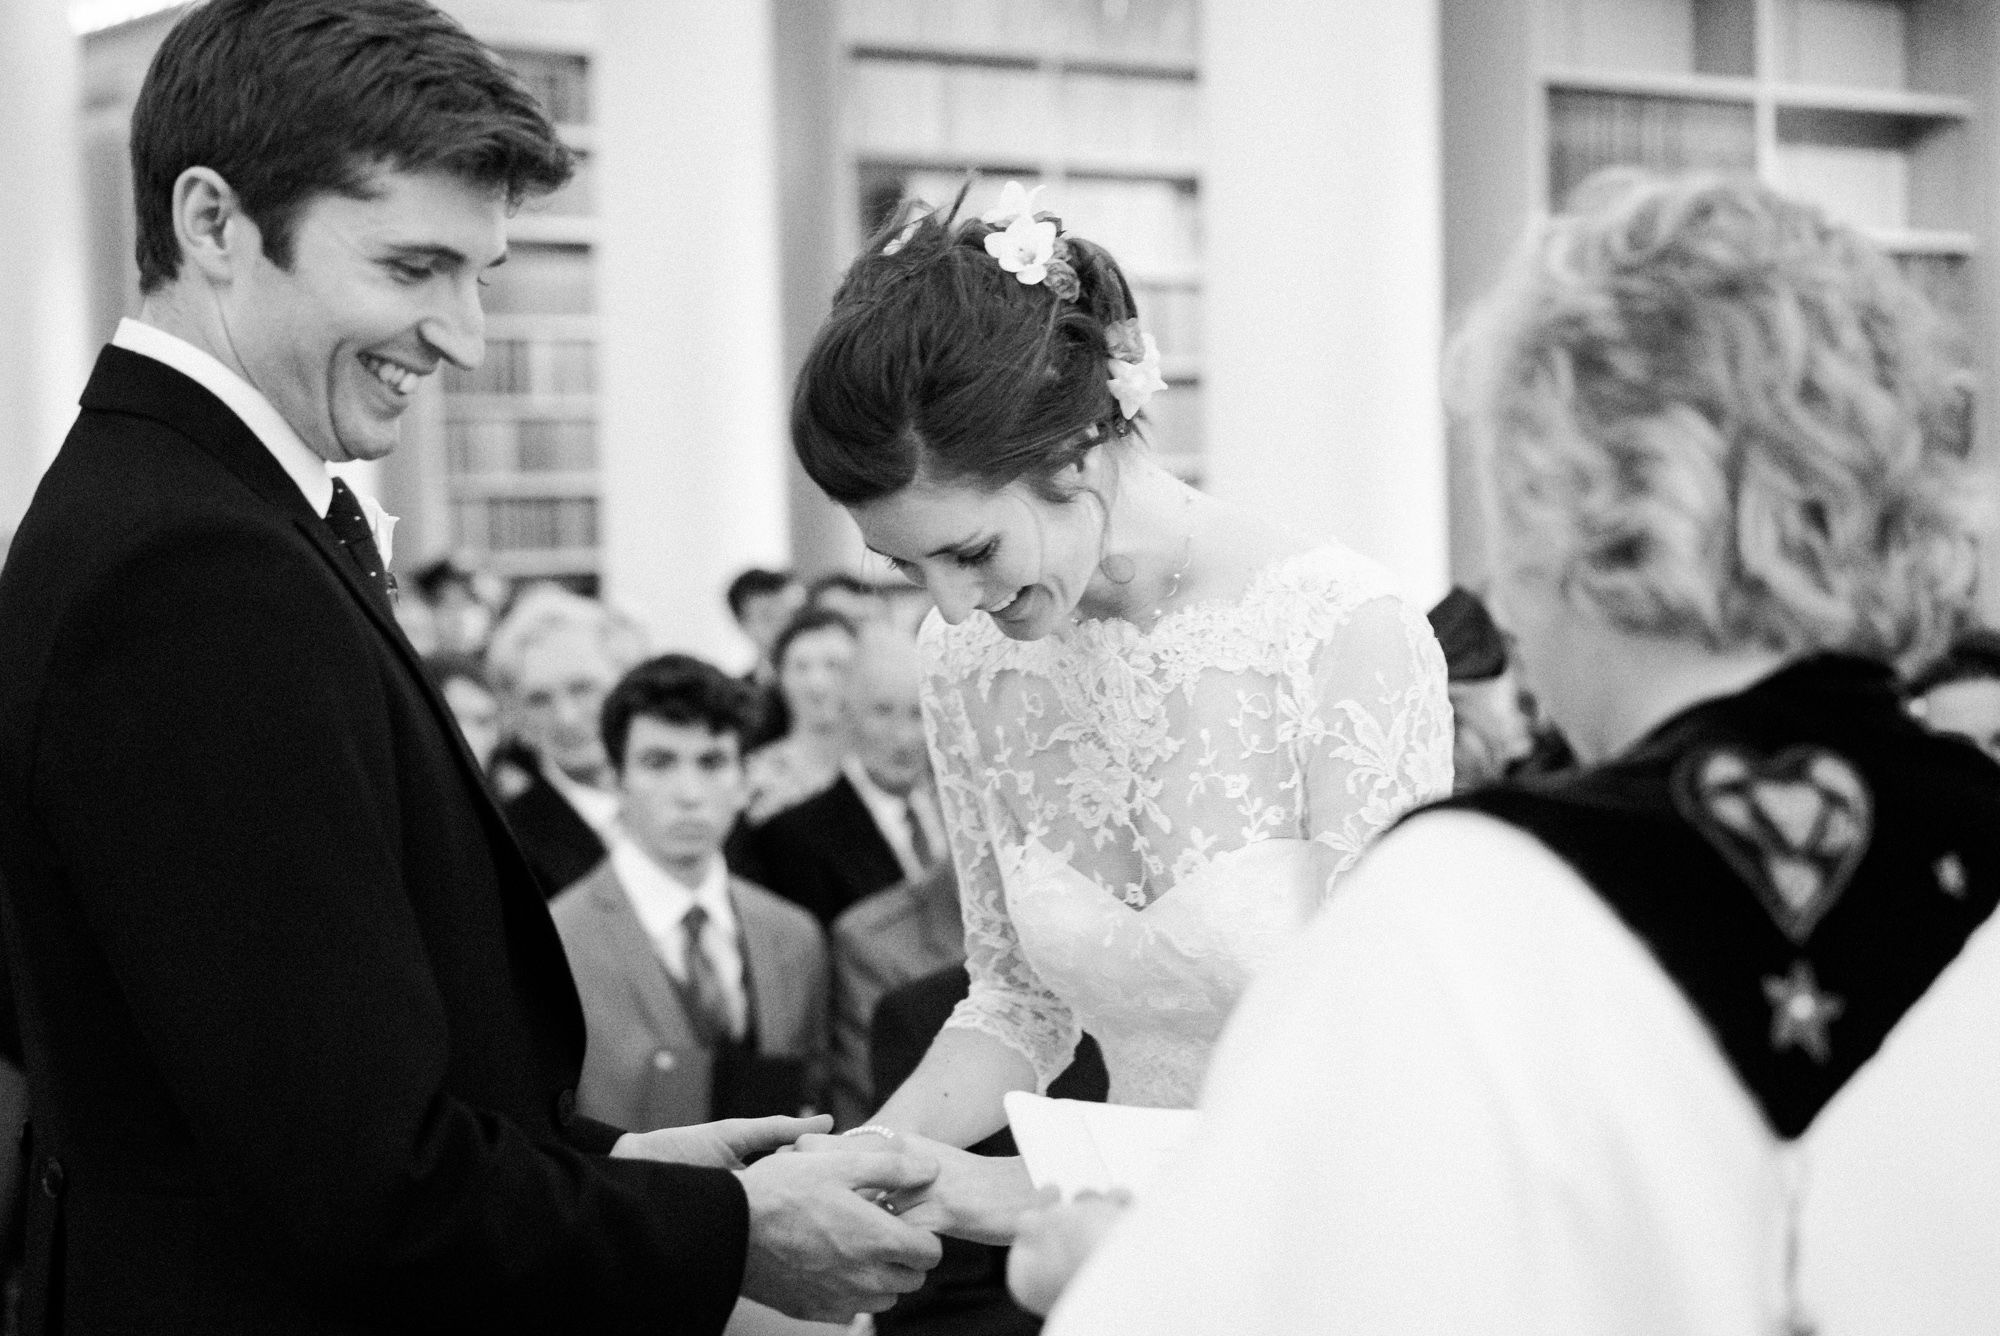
top-left (980, 181), bottom-right (1081, 299)
top-left (1105, 319), bottom-right (1167, 420)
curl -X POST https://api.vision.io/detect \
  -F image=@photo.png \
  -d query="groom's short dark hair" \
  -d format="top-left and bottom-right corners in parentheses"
top-left (130, 0), bottom-right (573, 293)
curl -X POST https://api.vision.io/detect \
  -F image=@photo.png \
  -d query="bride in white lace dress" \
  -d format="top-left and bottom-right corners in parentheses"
top-left (787, 182), bottom-right (1452, 1239)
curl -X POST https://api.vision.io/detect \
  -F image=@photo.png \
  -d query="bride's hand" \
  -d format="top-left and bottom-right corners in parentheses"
top-left (611, 1114), bottom-right (832, 1169)
top-left (881, 1134), bottom-right (1036, 1244)
top-left (1006, 1188), bottom-right (1131, 1316)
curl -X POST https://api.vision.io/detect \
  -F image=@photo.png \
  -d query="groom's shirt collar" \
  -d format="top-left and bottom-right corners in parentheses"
top-left (113, 317), bottom-right (334, 520)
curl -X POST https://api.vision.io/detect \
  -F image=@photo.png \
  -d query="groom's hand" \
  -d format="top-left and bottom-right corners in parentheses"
top-left (610, 1114), bottom-right (831, 1170)
top-left (735, 1146), bottom-right (943, 1323)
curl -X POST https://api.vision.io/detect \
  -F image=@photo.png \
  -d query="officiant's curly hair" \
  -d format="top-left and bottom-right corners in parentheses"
top-left (1447, 169), bottom-right (1985, 670)
top-left (130, 0), bottom-right (573, 294)
top-left (792, 183), bottom-right (1145, 506)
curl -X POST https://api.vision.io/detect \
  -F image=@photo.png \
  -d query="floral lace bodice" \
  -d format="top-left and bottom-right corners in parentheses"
top-left (921, 543), bottom-right (1453, 1107)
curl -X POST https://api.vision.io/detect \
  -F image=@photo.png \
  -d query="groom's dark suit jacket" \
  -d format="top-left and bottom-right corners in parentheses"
top-left (0, 348), bottom-right (748, 1334)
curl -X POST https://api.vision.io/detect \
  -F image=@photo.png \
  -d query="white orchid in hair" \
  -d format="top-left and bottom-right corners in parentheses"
top-left (1105, 319), bottom-right (1167, 420)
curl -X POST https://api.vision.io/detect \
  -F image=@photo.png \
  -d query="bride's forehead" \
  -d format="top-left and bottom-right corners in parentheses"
top-left (855, 480), bottom-right (1020, 539)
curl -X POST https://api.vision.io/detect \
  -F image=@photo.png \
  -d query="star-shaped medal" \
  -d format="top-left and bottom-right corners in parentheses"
top-left (1763, 960), bottom-right (1844, 1064)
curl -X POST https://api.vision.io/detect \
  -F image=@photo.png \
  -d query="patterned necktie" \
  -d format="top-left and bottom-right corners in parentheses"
top-left (680, 904), bottom-right (736, 1047)
top-left (324, 478), bottom-right (395, 609)
top-left (903, 798), bottom-right (935, 871)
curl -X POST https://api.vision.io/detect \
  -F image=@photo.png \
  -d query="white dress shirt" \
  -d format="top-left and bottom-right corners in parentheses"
top-left (843, 757), bottom-right (944, 882)
top-left (1049, 809), bottom-right (2000, 1335)
top-left (608, 835), bottom-right (747, 1040)
top-left (545, 765), bottom-right (620, 839)
top-left (111, 318), bottom-right (396, 559)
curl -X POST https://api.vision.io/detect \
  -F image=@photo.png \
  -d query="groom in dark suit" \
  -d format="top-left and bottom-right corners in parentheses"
top-left (0, 2), bottom-right (938, 1332)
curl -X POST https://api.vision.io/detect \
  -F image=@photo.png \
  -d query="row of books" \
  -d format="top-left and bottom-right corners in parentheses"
top-left (1546, 89), bottom-right (1755, 208)
top-left (452, 497), bottom-right (601, 555)
top-left (895, 171), bottom-right (1200, 277)
top-left (845, 0), bottom-right (1196, 64)
top-left (442, 339), bottom-right (597, 399)
top-left (846, 60), bottom-right (1197, 167)
top-left (445, 417), bottom-right (599, 478)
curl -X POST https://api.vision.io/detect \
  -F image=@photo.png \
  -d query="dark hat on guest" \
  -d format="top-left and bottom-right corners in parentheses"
top-left (1904, 627), bottom-right (2000, 697)
top-left (1428, 586), bottom-right (1508, 683)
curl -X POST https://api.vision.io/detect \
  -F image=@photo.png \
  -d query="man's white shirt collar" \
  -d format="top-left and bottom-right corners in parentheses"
top-left (608, 834), bottom-right (746, 1036)
top-left (545, 764), bottom-right (620, 836)
top-left (112, 318), bottom-right (396, 561)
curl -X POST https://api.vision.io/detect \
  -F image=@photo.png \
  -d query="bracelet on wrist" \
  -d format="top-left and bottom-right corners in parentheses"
top-left (842, 1124), bottom-right (900, 1142)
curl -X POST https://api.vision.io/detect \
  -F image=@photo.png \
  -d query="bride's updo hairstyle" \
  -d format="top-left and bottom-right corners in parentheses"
top-left (1449, 169), bottom-right (1984, 669)
top-left (792, 185), bottom-right (1143, 506)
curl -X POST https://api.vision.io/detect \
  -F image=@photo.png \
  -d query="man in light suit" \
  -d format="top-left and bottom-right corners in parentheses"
top-left (555, 654), bottom-right (830, 1132)
top-left (0, 3), bottom-right (937, 1330)
top-left (829, 860), bottom-right (962, 1127)
top-left (749, 626), bottom-right (946, 926)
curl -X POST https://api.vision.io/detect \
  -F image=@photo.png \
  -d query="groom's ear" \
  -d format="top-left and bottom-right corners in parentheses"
top-left (171, 167), bottom-right (252, 285)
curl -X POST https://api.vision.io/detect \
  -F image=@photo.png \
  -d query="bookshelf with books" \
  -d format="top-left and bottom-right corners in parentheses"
top-left (429, 42), bottom-right (601, 585)
top-left (1443, 0), bottom-right (1998, 580)
top-left (839, 0), bottom-right (1206, 477)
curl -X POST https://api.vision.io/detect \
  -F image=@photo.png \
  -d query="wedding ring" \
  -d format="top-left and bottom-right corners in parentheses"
top-left (879, 1197), bottom-right (899, 1216)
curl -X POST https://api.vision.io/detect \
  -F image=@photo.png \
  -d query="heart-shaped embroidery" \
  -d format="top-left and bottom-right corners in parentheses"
top-left (1671, 744), bottom-right (1873, 943)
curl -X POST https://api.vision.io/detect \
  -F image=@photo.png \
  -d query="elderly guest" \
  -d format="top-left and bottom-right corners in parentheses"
top-left (1036, 172), bottom-right (2000, 1334)
top-left (487, 584), bottom-right (649, 895)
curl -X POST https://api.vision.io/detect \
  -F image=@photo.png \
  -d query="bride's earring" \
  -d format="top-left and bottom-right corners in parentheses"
top-left (1099, 551), bottom-right (1136, 584)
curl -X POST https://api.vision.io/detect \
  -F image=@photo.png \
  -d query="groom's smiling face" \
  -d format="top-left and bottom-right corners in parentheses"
top-left (219, 167), bottom-right (509, 464)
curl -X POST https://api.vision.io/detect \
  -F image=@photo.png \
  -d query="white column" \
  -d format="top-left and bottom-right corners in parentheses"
top-left (595, 0), bottom-right (791, 664)
top-left (1199, 0), bottom-right (1450, 605)
top-left (0, 0), bottom-right (91, 539)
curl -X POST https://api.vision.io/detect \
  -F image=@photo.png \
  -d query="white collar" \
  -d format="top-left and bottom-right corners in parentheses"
top-left (545, 763), bottom-right (620, 835)
top-left (112, 318), bottom-right (396, 561)
top-left (607, 833), bottom-right (746, 1038)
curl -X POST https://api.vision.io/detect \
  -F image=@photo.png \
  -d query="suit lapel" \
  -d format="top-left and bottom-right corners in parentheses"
top-left (829, 777), bottom-right (905, 888)
top-left (732, 882), bottom-right (782, 1046)
top-left (590, 870), bottom-right (701, 1054)
top-left (80, 346), bottom-right (542, 903)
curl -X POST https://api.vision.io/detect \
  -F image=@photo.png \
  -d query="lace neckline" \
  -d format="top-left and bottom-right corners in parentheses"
top-left (1059, 542), bottom-right (1336, 646)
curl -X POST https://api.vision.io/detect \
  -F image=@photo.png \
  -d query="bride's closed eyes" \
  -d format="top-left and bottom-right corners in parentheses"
top-left (879, 539), bottom-right (1000, 585)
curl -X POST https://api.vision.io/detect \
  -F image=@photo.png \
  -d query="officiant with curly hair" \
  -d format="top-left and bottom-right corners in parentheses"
top-left (1038, 170), bottom-right (2000, 1334)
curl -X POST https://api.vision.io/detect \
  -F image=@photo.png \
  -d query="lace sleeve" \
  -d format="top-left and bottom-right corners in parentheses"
top-left (1298, 592), bottom-right (1454, 899)
top-left (919, 626), bottom-right (1082, 1092)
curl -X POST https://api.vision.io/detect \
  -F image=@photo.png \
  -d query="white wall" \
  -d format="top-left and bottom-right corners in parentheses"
top-left (0, 1), bottom-right (91, 540)
top-left (595, 0), bottom-right (791, 667)
top-left (1201, 0), bottom-right (1450, 606)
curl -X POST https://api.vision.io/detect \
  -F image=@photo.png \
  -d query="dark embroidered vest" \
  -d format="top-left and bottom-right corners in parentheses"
top-left (1431, 655), bottom-right (2000, 1139)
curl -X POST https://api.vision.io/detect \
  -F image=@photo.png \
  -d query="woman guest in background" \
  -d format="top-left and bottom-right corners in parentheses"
top-left (1033, 171), bottom-right (2000, 1334)
top-left (786, 181), bottom-right (1452, 1240)
top-left (742, 607), bottom-right (860, 823)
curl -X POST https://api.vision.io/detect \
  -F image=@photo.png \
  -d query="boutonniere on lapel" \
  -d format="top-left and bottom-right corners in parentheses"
top-left (1673, 744), bottom-right (1873, 1064)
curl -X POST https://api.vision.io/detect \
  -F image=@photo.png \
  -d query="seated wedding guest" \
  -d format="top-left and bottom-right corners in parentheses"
top-left (1428, 585), bottom-right (1573, 789)
top-left (1033, 171), bottom-right (2000, 1334)
top-left (806, 571), bottom-right (884, 626)
top-left (829, 859), bottom-right (961, 1127)
top-left (488, 583), bottom-right (648, 896)
top-left (413, 553), bottom-right (500, 657)
top-left (728, 567), bottom-right (805, 688)
top-left (749, 623), bottom-right (945, 926)
top-left (425, 651), bottom-right (502, 772)
top-left (1905, 628), bottom-right (2000, 761)
top-left (742, 607), bottom-right (859, 823)
top-left (553, 653), bottom-right (828, 1133)
top-left (728, 567), bottom-right (806, 750)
